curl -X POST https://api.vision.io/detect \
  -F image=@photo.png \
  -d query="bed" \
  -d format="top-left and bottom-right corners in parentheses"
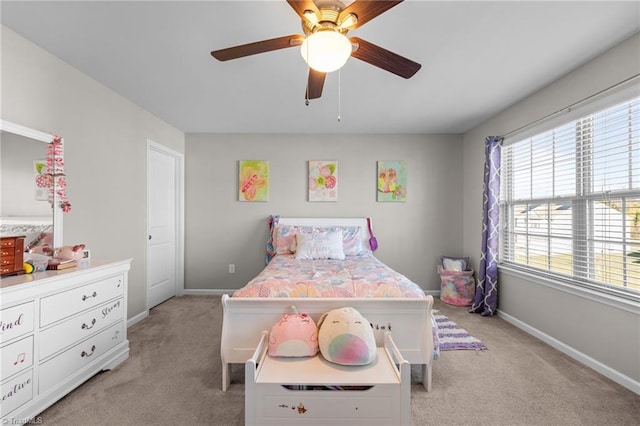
top-left (220, 217), bottom-right (435, 392)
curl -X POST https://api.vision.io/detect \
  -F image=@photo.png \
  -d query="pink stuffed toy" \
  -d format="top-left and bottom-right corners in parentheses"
top-left (54, 244), bottom-right (86, 261)
top-left (268, 306), bottom-right (318, 358)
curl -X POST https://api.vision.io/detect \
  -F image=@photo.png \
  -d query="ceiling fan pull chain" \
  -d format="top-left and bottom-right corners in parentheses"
top-left (305, 40), bottom-right (310, 106)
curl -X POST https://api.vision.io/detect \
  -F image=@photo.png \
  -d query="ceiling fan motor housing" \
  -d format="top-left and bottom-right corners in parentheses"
top-left (302, 0), bottom-right (353, 36)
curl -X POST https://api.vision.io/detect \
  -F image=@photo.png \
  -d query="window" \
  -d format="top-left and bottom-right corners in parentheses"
top-left (500, 96), bottom-right (640, 300)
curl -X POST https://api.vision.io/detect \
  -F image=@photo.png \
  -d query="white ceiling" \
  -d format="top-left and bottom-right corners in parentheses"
top-left (1, 1), bottom-right (639, 134)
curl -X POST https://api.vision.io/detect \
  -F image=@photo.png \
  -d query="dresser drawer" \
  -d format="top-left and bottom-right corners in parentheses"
top-left (39, 321), bottom-right (125, 394)
top-left (1, 336), bottom-right (34, 380)
top-left (1, 256), bottom-right (16, 267)
top-left (0, 302), bottom-right (35, 345)
top-left (0, 239), bottom-right (17, 249)
top-left (40, 298), bottom-right (124, 360)
top-left (1, 249), bottom-right (15, 258)
top-left (1, 264), bottom-right (16, 274)
top-left (0, 369), bottom-right (33, 418)
top-left (40, 275), bottom-right (125, 327)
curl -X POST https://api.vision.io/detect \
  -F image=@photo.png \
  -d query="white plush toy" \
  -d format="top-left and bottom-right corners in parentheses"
top-left (317, 307), bottom-right (377, 366)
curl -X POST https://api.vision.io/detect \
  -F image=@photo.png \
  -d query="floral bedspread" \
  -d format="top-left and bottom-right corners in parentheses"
top-left (233, 254), bottom-right (425, 298)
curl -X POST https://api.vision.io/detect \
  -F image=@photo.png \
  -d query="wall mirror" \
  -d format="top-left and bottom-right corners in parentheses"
top-left (1, 119), bottom-right (63, 250)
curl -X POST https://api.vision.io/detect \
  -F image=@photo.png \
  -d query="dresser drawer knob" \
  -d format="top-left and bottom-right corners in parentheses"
top-left (82, 291), bottom-right (98, 301)
top-left (81, 318), bottom-right (97, 330)
top-left (81, 345), bottom-right (96, 358)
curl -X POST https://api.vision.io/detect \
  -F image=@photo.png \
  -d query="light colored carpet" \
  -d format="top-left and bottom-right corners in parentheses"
top-left (37, 296), bottom-right (639, 425)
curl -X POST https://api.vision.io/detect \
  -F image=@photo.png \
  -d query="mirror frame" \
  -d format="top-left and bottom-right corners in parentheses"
top-left (1, 119), bottom-right (63, 248)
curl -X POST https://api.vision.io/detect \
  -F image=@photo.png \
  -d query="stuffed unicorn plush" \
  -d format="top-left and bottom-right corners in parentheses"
top-left (268, 306), bottom-right (318, 357)
top-left (317, 307), bottom-right (377, 366)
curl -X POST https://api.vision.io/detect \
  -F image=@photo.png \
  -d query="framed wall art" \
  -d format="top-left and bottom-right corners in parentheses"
top-left (239, 160), bottom-right (269, 202)
top-left (34, 159), bottom-right (49, 201)
top-left (377, 160), bottom-right (407, 202)
top-left (308, 160), bottom-right (338, 202)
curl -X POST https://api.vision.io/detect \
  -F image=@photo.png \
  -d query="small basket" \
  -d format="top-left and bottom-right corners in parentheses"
top-left (438, 266), bottom-right (475, 306)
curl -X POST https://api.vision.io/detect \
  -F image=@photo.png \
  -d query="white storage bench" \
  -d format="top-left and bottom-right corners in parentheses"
top-left (245, 331), bottom-right (410, 426)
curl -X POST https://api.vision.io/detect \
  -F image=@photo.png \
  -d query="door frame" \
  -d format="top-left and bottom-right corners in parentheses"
top-left (146, 139), bottom-right (185, 308)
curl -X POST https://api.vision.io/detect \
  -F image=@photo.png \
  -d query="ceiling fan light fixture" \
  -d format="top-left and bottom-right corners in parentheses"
top-left (300, 30), bottom-right (352, 73)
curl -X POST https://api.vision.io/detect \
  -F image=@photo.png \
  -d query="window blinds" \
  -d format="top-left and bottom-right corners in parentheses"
top-left (501, 97), bottom-right (640, 298)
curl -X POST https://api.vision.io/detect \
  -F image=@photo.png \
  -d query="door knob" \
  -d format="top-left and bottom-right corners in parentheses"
top-left (148, 235), bottom-right (152, 240)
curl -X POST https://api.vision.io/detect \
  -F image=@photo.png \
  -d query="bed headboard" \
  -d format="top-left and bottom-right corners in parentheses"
top-left (277, 217), bottom-right (372, 250)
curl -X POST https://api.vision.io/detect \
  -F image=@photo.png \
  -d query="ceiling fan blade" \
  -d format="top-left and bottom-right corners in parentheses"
top-left (306, 68), bottom-right (326, 100)
top-left (350, 37), bottom-right (421, 79)
top-left (287, 0), bottom-right (321, 23)
top-left (339, 0), bottom-right (403, 29)
top-left (211, 35), bottom-right (304, 61)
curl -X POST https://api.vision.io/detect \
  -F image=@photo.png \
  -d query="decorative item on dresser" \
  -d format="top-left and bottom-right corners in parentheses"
top-left (0, 259), bottom-right (131, 424)
top-left (0, 236), bottom-right (25, 276)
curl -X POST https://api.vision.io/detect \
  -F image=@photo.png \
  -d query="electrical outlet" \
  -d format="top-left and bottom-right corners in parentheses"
top-left (228, 264), bottom-right (235, 274)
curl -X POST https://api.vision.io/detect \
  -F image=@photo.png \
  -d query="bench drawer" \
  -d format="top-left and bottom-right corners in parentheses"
top-left (259, 386), bottom-right (396, 421)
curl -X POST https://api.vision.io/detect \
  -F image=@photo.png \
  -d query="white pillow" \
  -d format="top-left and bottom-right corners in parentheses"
top-left (295, 230), bottom-right (345, 260)
top-left (443, 257), bottom-right (466, 271)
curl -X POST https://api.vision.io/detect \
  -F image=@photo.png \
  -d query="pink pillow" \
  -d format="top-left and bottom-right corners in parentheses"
top-left (338, 226), bottom-right (365, 256)
top-left (274, 225), bottom-right (298, 254)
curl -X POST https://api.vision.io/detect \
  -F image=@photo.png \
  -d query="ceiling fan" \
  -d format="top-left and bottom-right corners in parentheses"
top-left (210, 0), bottom-right (421, 100)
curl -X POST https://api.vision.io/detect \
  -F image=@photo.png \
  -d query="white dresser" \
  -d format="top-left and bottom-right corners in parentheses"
top-left (0, 259), bottom-right (131, 422)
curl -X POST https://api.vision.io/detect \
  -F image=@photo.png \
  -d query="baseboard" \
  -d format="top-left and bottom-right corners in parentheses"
top-left (498, 310), bottom-right (640, 395)
top-left (182, 289), bottom-right (233, 296)
top-left (127, 310), bottom-right (149, 328)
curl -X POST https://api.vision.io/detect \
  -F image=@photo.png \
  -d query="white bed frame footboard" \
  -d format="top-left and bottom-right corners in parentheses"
top-left (220, 294), bottom-right (434, 392)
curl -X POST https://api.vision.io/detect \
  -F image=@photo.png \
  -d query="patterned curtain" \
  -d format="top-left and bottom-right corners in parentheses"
top-left (471, 136), bottom-right (503, 316)
top-left (265, 215), bottom-right (280, 264)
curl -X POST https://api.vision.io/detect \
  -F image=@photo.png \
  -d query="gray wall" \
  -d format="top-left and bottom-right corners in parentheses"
top-left (1, 26), bottom-right (185, 318)
top-left (462, 33), bottom-right (640, 386)
top-left (185, 133), bottom-right (463, 293)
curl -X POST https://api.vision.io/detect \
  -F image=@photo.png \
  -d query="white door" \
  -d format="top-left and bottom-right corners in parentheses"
top-left (147, 141), bottom-right (184, 309)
